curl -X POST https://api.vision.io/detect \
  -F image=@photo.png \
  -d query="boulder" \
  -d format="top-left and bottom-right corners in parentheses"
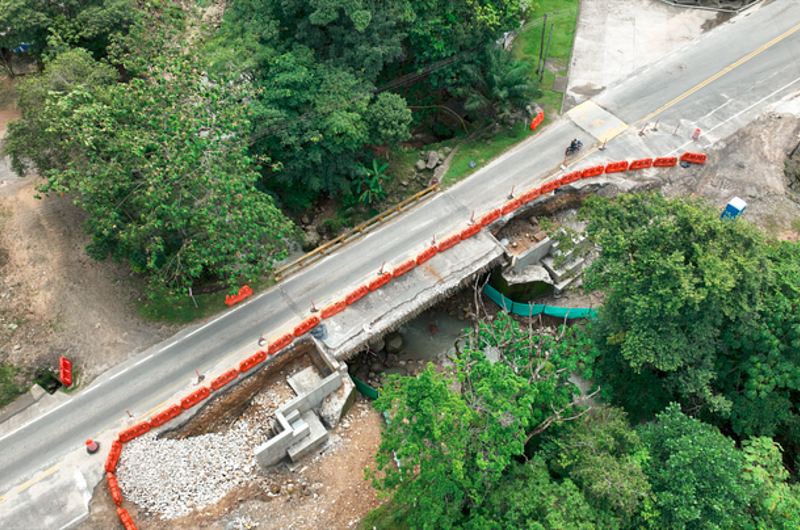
top-left (385, 353), bottom-right (399, 367)
top-left (303, 228), bottom-right (321, 250)
top-left (371, 337), bottom-right (386, 352)
top-left (425, 151), bottom-right (440, 169)
top-left (415, 159), bottom-right (427, 171)
top-left (385, 331), bottom-right (404, 354)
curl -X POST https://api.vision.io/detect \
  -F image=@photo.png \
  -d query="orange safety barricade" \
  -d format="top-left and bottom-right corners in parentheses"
top-left (629, 158), bottom-right (653, 170)
top-left (345, 285), bottom-right (369, 305)
top-left (240, 350), bottom-right (267, 373)
top-left (541, 180), bottom-right (559, 193)
top-left (320, 300), bottom-right (346, 319)
top-left (415, 246), bottom-right (438, 265)
top-left (501, 197), bottom-right (522, 215)
top-left (117, 507), bottom-right (138, 530)
top-left (105, 439), bottom-right (122, 472)
top-left (268, 332), bottom-right (293, 354)
top-left (530, 111), bottom-right (545, 131)
top-left (119, 421), bottom-right (152, 443)
top-left (680, 152), bottom-right (707, 164)
top-left (581, 165), bottom-right (605, 178)
top-left (479, 209), bottom-right (502, 227)
top-left (368, 273), bottom-right (392, 292)
top-left (107, 472), bottom-right (123, 506)
top-left (460, 224), bottom-right (482, 240)
top-left (562, 171), bottom-right (582, 184)
top-left (518, 188), bottom-right (541, 204)
top-left (653, 156), bottom-right (678, 167)
top-left (391, 259), bottom-right (416, 278)
top-left (59, 357), bottom-right (72, 387)
top-left (605, 161), bottom-right (629, 173)
top-left (180, 386), bottom-right (210, 410)
top-left (225, 285), bottom-right (254, 307)
top-left (210, 369), bottom-right (239, 391)
top-left (293, 315), bottom-right (320, 337)
top-left (437, 234), bottom-right (461, 252)
top-left (149, 404), bottom-right (182, 427)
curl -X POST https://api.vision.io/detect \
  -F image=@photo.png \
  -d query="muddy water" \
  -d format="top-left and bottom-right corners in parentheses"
top-left (382, 310), bottom-right (469, 376)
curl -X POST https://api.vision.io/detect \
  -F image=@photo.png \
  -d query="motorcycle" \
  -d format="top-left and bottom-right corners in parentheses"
top-left (565, 141), bottom-right (583, 156)
top-left (565, 142), bottom-right (583, 156)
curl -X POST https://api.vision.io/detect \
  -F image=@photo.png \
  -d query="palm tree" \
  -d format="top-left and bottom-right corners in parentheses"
top-left (462, 46), bottom-right (541, 125)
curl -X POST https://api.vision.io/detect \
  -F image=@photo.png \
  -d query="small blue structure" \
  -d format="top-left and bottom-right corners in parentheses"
top-left (721, 197), bottom-right (747, 221)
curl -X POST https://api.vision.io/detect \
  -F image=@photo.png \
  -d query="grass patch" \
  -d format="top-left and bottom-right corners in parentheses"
top-left (792, 217), bottom-right (800, 234)
top-left (0, 363), bottom-right (29, 409)
top-left (136, 277), bottom-right (276, 324)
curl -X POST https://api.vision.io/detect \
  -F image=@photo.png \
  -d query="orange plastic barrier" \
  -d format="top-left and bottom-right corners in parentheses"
top-left (680, 152), bottom-right (707, 164)
top-left (391, 258), bottom-right (416, 278)
top-left (320, 299), bottom-right (346, 319)
top-left (629, 158), bottom-right (653, 170)
top-left (149, 404), bottom-right (182, 428)
top-left (501, 197), bottom-right (522, 215)
top-left (541, 180), bottom-right (560, 193)
top-left (582, 165), bottom-right (605, 178)
top-left (119, 421), bottom-right (152, 443)
top-left (653, 156), bottom-right (678, 167)
top-left (59, 357), bottom-right (72, 387)
top-left (268, 332), bottom-right (293, 354)
top-left (460, 223), bottom-right (481, 240)
top-left (180, 386), bottom-right (210, 410)
top-left (529, 111), bottom-right (545, 130)
top-left (437, 234), bottom-right (461, 252)
top-left (239, 350), bottom-right (267, 372)
top-left (415, 246), bottom-right (438, 265)
top-left (293, 315), bottom-right (320, 337)
top-left (518, 188), bottom-right (541, 204)
top-left (107, 472), bottom-right (123, 506)
top-left (345, 285), bottom-right (369, 305)
top-left (225, 285), bottom-right (254, 307)
top-left (105, 439), bottom-right (122, 473)
top-left (605, 161), bottom-right (629, 173)
top-left (368, 273), bottom-right (392, 292)
top-left (117, 507), bottom-right (138, 530)
top-left (210, 369), bottom-right (239, 391)
top-left (561, 171), bottom-right (582, 184)
top-left (479, 208), bottom-right (502, 227)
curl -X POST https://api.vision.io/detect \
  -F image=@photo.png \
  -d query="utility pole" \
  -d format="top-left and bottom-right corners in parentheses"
top-left (540, 23), bottom-right (554, 83)
top-left (537, 14), bottom-right (548, 75)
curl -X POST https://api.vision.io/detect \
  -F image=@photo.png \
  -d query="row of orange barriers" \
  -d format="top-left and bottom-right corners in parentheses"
top-left (530, 111), bottom-right (545, 131)
top-left (106, 146), bottom-right (701, 530)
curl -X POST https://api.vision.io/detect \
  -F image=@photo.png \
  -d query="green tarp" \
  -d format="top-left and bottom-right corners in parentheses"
top-left (350, 374), bottom-right (379, 399)
top-left (483, 284), bottom-right (596, 319)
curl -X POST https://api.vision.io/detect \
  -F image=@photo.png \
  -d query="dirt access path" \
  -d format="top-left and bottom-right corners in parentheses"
top-left (0, 98), bottom-right (171, 394)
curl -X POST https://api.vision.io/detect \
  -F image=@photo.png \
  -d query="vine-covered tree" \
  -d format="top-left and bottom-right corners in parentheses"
top-left (370, 311), bottom-right (599, 529)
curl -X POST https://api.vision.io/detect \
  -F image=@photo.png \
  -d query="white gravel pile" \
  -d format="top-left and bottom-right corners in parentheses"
top-left (116, 390), bottom-right (285, 520)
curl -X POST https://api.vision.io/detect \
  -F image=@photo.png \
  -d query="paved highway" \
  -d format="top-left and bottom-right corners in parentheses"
top-left (1, 1), bottom-right (800, 527)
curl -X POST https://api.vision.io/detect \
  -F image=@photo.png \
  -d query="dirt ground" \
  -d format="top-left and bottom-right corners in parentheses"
top-left (0, 101), bottom-right (171, 391)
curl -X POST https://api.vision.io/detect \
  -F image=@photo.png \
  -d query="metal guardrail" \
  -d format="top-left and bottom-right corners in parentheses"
top-left (654, 0), bottom-right (761, 13)
top-left (272, 183), bottom-right (440, 281)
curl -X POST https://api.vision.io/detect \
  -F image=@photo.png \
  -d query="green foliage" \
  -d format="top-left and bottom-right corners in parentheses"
top-left (370, 313), bottom-right (599, 529)
top-left (0, 0), bottom-right (137, 61)
top-left (637, 403), bottom-right (751, 530)
top-left (740, 437), bottom-right (800, 528)
top-left (548, 407), bottom-right (653, 527)
top-left (462, 46), bottom-right (541, 124)
top-left (581, 192), bottom-right (772, 419)
top-left (353, 159), bottom-right (390, 206)
top-left (462, 458), bottom-right (602, 530)
top-left (0, 363), bottom-right (28, 409)
top-left (2, 47), bottom-right (119, 177)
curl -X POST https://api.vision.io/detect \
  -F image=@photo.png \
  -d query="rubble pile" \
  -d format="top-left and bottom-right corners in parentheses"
top-left (116, 390), bottom-right (285, 520)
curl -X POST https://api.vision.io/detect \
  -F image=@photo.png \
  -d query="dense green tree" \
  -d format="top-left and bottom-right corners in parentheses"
top-left (461, 46), bottom-right (540, 124)
top-left (638, 403), bottom-right (751, 530)
top-left (2, 46), bottom-right (118, 177)
top-left (740, 437), bottom-right (800, 529)
top-left (547, 407), bottom-right (653, 528)
top-left (370, 313), bottom-right (598, 529)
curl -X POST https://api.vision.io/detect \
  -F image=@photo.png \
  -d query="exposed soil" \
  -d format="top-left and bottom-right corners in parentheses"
top-left (494, 214), bottom-right (550, 256)
top-left (0, 97), bottom-right (169, 395)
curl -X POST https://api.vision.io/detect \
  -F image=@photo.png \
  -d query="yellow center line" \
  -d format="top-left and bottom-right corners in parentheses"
top-left (16, 464), bottom-right (60, 494)
top-left (0, 493), bottom-right (7, 505)
top-left (634, 21), bottom-right (800, 126)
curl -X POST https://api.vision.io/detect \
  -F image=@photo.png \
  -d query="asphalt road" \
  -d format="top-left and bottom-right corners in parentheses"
top-left (1, 0), bottom-right (800, 527)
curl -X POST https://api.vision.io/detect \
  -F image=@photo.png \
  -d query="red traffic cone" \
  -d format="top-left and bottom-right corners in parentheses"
top-left (86, 439), bottom-right (99, 454)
